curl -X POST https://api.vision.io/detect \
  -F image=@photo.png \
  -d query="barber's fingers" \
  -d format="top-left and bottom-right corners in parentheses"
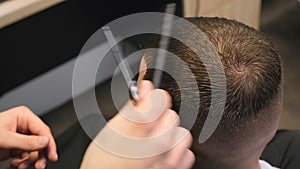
top-left (160, 149), bottom-right (194, 169)
top-left (172, 131), bottom-right (194, 169)
top-left (13, 106), bottom-right (58, 162)
top-left (4, 133), bottom-right (49, 151)
top-left (34, 152), bottom-right (47, 169)
top-left (175, 149), bottom-right (195, 169)
top-left (4, 134), bottom-right (51, 168)
top-left (11, 151), bottom-right (40, 169)
top-left (118, 86), bottom-right (173, 133)
top-left (162, 131), bottom-right (195, 169)
top-left (149, 108), bottom-right (179, 137)
top-left (175, 129), bottom-right (193, 149)
top-left (136, 80), bottom-right (172, 109)
top-left (10, 157), bottom-right (29, 168)
top-left (139, 88), bottom-right (172, 110)
top-left (137, 80), bottom-right (154, 99)
top-left (43, 134), bottom-right (57, 162)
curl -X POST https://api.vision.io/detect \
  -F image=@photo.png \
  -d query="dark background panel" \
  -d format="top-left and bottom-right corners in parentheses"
top-left (0, 0), bottom-right (182, 96)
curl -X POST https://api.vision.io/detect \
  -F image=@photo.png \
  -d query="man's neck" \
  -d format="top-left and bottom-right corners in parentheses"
top-left (193, 154), bottom-right (261, 169)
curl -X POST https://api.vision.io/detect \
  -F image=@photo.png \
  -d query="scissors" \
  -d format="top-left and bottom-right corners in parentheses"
top-left (102, 3), bottom-right (176, 101)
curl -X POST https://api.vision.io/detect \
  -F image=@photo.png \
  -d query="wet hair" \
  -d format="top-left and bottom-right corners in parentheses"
top-left (143, 17), bottom-right (282, 164)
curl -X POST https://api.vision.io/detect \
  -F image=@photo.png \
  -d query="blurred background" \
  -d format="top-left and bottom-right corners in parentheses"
top-left (0, 0), bottom-right (299, 168)
top-left (260, 0), bottom-right (300, 130)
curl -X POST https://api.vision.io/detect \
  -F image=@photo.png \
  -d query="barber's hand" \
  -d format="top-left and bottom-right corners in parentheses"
top-left (80, 80), bottom-right (195, 169)
top-left (0, 106), bottom-right (58, 169)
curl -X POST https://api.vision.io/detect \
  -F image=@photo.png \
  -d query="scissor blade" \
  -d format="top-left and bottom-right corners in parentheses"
top-left (152, 3), bottom-right (176, 88)
top-left (102, 26), bottom-right (134, 86)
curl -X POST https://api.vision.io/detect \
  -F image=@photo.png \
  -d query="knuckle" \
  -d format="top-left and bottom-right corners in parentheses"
top-left (40, 125), bottom-right (51, 134)
top-left (14, 105), bottom-right (32, 114)
top-left (155, 89), bottom-right (172, 100)
top-left (185, 131), bottom-right (193, 142)
top-left (164, 109), bottom-right (180, 125)
top-left (186, 150), bottom-right (196, 167)
top-left (45, 126), bottom-right (51, 132)
top-left (23, 137), bottom-right (36, 147)
top-left (166, 109), bottom-right (179, 118)
top-left (17, 105), bottom-right (29, 111)
top-left (152, 89), bottom-right (172, 108)
top-left (189, 150), bottom-right (196, 162)
top-left (164, 160), bottom-right (177, 169)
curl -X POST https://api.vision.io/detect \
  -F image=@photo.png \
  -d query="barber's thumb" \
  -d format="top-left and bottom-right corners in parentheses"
top-left (6, 133), bottom-right (49, 151)
top-left (137, 80), bottom-right (154, 99)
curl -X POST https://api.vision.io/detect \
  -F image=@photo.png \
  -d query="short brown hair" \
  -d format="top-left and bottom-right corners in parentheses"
top-left (143, 17), bottom-right (282, 160)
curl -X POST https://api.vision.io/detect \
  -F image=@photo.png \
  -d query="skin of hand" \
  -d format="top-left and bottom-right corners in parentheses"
top-left (0, 106), bottom-right (58, 169)
top-left (80, 80), bottom-right (195, 169)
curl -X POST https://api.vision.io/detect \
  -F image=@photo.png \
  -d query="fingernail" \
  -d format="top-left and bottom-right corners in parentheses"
top-left (19, 160), bottom-right (31, 169)
top-left (38, 136), bottom-right (49, 145)
top-left (40, 161), bottom-right (46, 168)
top-left (54, 153), bottom-right (58, 160)
top-left (52, 151), bottom-right (58, 161)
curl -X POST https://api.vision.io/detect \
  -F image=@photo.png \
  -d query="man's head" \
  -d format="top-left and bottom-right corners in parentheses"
top-left (139, 17), bottom-right (282, 168)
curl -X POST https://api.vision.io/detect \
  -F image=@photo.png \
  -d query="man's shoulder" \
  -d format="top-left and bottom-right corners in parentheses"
top-left (259, 160), bottom-right (280, 169)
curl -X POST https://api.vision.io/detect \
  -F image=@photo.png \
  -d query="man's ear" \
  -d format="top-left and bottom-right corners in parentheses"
top-left (138, 56), bottom-right (147, 83)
